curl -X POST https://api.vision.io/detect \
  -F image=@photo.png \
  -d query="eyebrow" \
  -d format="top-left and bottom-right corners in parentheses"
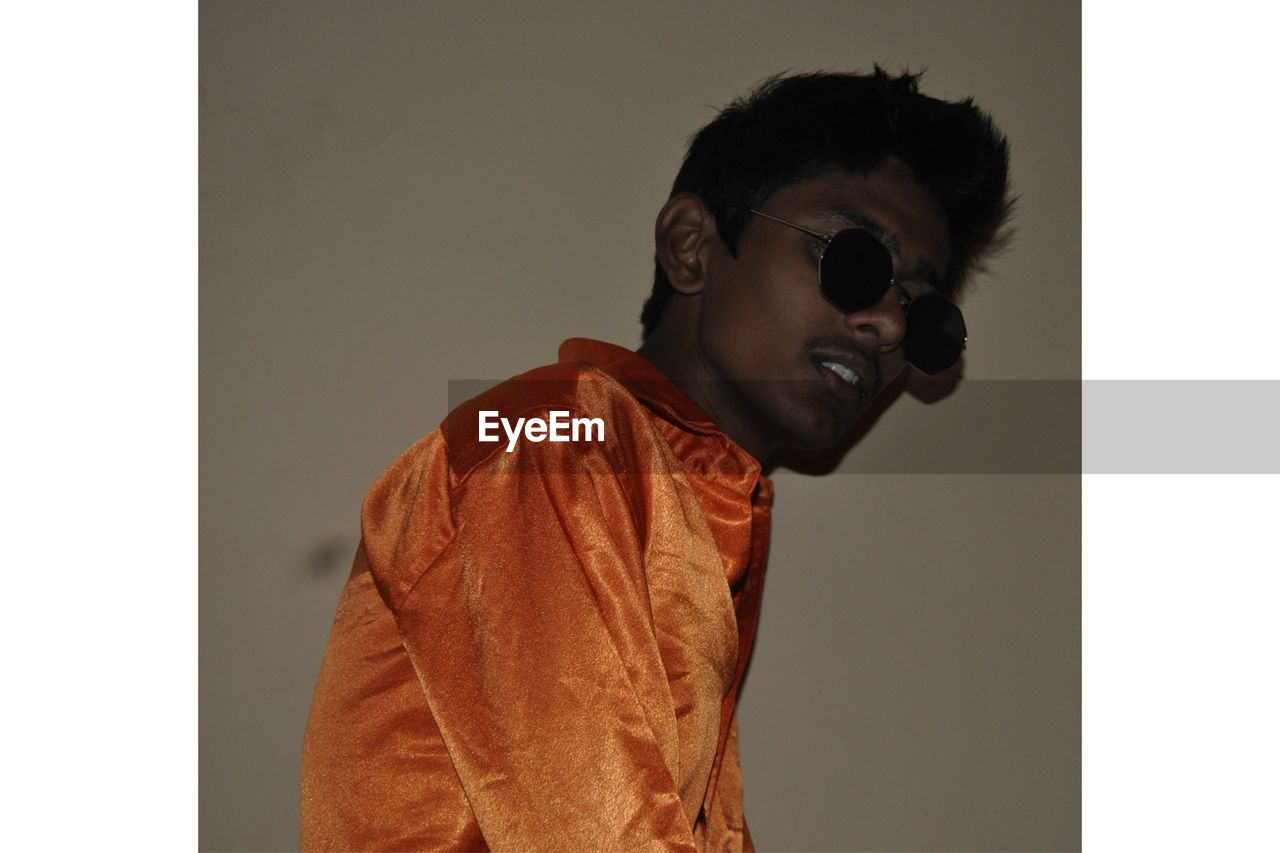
top-left (816, 208), bottom-right (900, 254)
top-left (814, 207), bottom-right (942, 289)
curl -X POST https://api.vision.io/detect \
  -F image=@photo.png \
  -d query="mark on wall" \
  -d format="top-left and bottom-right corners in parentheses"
top-left (306, 534), bottom-right (356, 578)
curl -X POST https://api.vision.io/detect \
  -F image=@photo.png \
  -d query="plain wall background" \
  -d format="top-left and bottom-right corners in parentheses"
top-left (199, 1), bottom-right (1080, 850)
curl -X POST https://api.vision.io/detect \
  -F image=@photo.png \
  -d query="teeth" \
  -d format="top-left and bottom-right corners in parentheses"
top-left (820, 360), bottom-right (859, 387)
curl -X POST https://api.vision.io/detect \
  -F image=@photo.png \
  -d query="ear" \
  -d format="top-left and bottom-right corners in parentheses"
top-left (654, 192), bottom-right (720, 295)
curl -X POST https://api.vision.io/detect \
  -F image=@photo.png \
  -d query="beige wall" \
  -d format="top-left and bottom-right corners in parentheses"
top-left (200, 2), bottom-right (1079, 849)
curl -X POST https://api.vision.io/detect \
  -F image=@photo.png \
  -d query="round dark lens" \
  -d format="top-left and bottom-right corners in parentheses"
top-left (820, 229), bottom-right (894, 313)
top-left (903, 293), bottom-right (967, 374)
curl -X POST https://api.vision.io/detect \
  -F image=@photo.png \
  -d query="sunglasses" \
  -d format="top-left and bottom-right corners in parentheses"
top-left (728, 204), bottom-right (967, 374)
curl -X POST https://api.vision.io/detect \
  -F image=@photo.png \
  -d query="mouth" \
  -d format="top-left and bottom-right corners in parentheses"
top-left (811, 352), bottom-right (875, 406)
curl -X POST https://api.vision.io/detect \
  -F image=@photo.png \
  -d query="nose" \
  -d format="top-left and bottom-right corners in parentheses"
top-left (842, 284), bottom-right (908, 352)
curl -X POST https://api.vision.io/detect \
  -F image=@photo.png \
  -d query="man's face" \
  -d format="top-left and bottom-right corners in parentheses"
top-left (694, 159), bottom-right (952, 453)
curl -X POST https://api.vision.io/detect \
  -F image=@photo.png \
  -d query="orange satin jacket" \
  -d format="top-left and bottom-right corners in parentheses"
top-left (301, 338), bottom-right (773, 851)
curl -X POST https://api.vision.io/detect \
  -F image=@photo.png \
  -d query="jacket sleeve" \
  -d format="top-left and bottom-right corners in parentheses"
top-left (372, 424), bottom-right (701, 851)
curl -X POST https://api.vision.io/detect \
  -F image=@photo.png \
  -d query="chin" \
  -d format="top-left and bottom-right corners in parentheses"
top-left (780, 430), bottom-right (846, 454)
top-left (773, 405), bottom-right (859, 453)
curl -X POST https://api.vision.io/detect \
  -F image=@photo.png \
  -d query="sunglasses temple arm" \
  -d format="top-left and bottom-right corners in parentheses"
top-left (725, 202), bottom-right (831, 243)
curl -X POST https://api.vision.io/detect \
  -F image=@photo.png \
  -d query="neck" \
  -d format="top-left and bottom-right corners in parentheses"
top-left (637, 321), bottom-right (779, 463)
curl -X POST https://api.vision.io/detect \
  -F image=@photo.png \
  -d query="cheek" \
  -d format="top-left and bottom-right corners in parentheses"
top-left (880, 350), bottom-right (908, 384)
top-left (700, 268), bottom-right (807, 376)
top-left (697, 281), bottom-right (763, 371)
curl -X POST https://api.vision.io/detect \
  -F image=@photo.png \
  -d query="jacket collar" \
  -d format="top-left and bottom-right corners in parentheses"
top-left (557, 338), bottom-right (769, 499)
top-left (557, 338), bottom-right (719, 432)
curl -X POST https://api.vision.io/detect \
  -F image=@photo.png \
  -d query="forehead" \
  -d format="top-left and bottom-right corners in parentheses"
top-left (761, 160), bottom-right (952, 285)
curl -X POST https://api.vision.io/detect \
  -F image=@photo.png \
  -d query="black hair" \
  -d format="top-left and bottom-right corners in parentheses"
top-left (640, 68), bottom-right (1015, 336)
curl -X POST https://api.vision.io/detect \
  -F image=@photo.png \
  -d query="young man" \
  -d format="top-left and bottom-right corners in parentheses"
top-left (301, 69), bottom-right (1012, 851)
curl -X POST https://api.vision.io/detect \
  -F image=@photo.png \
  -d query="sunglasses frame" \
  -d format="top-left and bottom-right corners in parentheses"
top-left (725, 202), bottom-right (968, 373)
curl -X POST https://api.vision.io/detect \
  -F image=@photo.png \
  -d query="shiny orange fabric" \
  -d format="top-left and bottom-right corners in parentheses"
top-left (301, 338), bottom-right (773, 851)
